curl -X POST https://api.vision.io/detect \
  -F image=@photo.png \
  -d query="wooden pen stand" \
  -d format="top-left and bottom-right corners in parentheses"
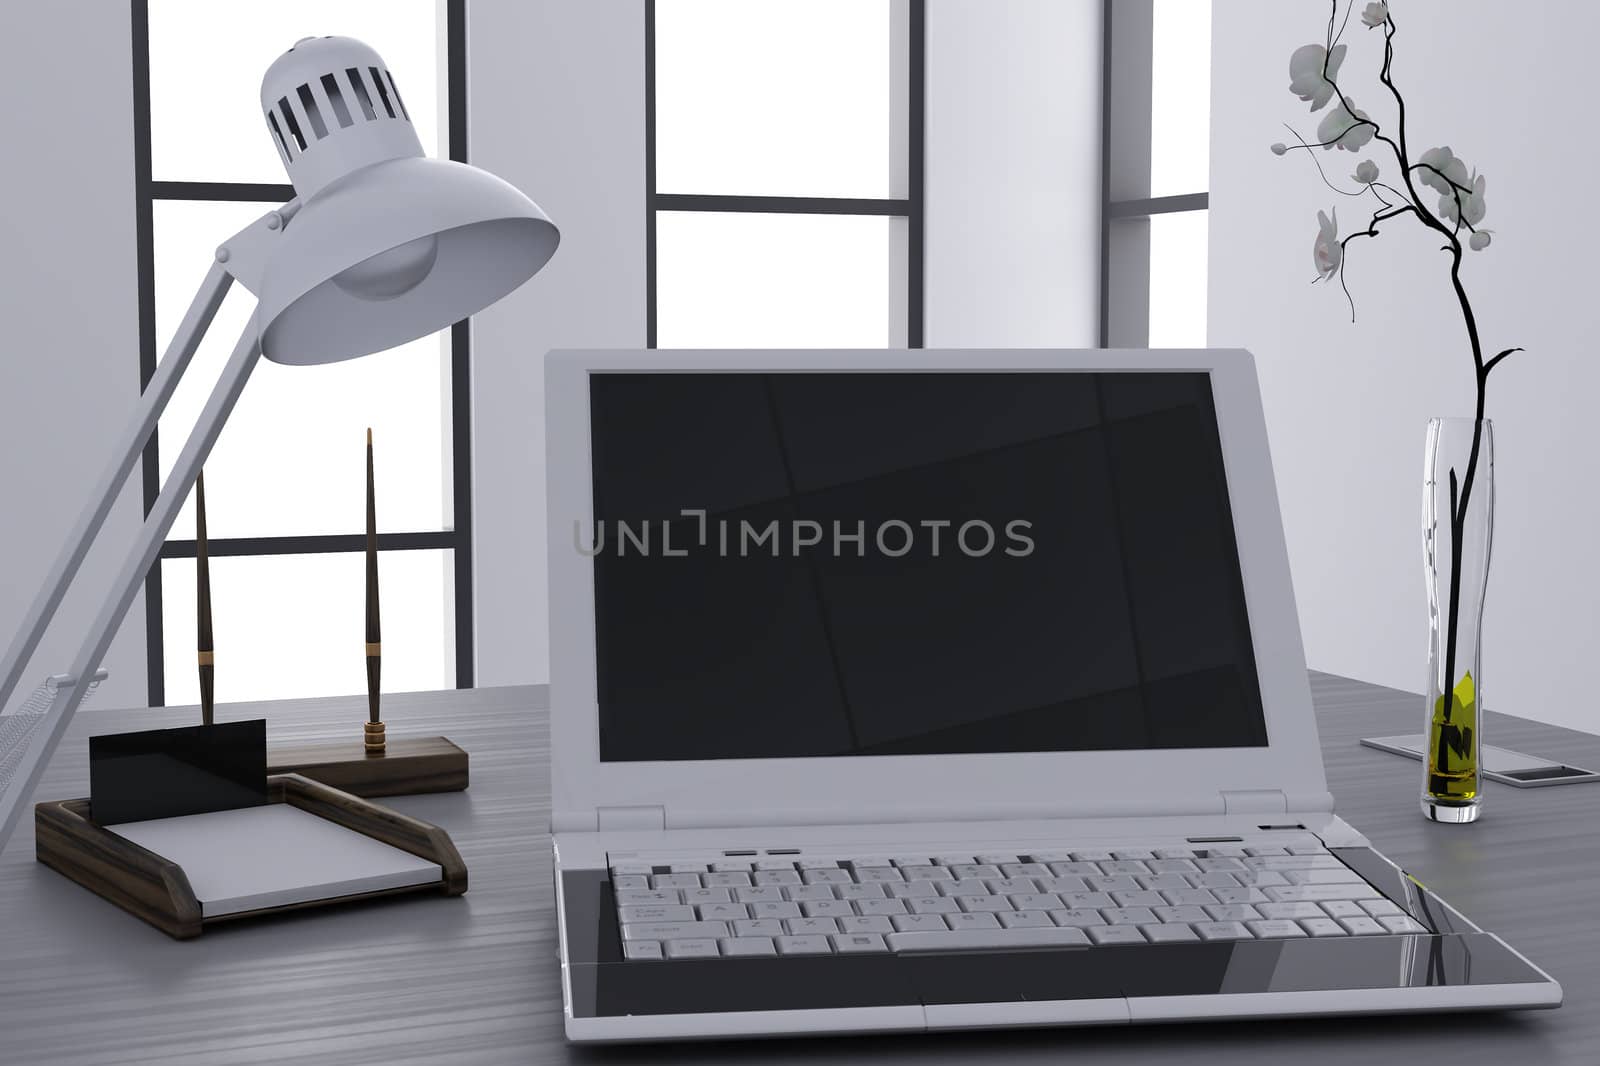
top-left (35, 774), bottom-right (467, 940)
top-left (267, 734), bottom-right (469, 798)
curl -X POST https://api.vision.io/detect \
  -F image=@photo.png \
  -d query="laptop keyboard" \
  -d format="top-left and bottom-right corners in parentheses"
top-left (609, 842), bottom-right (1427, 960)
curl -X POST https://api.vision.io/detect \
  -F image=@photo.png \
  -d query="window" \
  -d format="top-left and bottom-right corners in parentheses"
top-left (132, 1), bottom-right (473, 705)
top-left (1100, 0), bottom-right (1211, 348)
top-left (647, 0), bottom-right (924, 349)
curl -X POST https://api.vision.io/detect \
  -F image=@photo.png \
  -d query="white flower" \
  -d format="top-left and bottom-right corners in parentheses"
top-left (1317, 98), bottom-right (1374, 151)
top-left (1289, 43), bottom-right (1346, 111)
top-left (1361, 2), bottom-right (1389, 29)
top-left (1352, 159), bottom-right (1379, 184)
top-left (1271, 142), bottom-right (1289, 156)
top-left (1469, 230), bottom-right (1492, 251)
top-left (1314, 208), bottom-right (1342, 280)
top-left (1418, 146), bottom-right (1470, 198)
top-left (1440, 172), bottom-right (1488, 227)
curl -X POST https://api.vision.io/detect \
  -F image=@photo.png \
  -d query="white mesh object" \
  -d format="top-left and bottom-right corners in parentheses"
top-left (0, 674), bottom-right (102, 803)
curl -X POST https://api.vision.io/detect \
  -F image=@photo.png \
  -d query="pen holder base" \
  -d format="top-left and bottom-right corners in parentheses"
top-left (267, 735), bottom-right (468, 798)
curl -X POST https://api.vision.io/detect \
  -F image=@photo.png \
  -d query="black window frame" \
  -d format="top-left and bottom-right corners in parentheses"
top-left (644, 0), bottom-right (926, 350)
top-left (130, 0), bottom-right (475, 705)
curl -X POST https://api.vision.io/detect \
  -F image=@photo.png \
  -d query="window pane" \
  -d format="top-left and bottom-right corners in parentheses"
top-left (1148, 210), bottom-right (1208, 347)
top-left (161, 550), bottom-right (452, 705)
top-left (655, 0), bottom-right (900, 198)
top-left (153, 200), bottom-right (450, 539)
top-left (656, 212), bottom-right (898, 347)
top-left (148, 0), bottom-right (442, 183)
top-left (1150, 0), bottom-right (1211, 197)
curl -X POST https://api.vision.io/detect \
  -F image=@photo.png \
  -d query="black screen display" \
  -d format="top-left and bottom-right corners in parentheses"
top-left (588, 372), bottom-right (1266, 761)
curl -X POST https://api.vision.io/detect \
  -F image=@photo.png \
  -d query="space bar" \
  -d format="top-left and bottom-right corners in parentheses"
top-left (887, 928), bottom-right (1092, 952)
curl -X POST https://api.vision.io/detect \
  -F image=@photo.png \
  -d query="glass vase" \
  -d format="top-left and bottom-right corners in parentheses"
top-left (1421, 417), bottom-right (1493, 823)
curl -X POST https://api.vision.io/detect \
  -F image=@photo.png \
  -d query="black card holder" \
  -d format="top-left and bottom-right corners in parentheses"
top-left (89, 719), bottom-right (268, 825)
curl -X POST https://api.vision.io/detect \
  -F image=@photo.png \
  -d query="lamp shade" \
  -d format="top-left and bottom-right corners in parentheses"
top-left (254, 36), bottom-right (558, 366)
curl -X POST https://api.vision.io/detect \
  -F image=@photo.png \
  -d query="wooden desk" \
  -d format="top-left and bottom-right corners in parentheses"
top-left (1, 674), bottom-right (1596, 1064)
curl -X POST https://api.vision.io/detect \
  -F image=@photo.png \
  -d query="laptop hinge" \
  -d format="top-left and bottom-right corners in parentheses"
top-left (597, 805), bottom-right (666, 831)
top-left (1221, 789), bottom-right (1289, 815)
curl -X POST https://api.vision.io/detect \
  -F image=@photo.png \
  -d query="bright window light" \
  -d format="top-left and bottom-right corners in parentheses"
top-left (1150, 0), bottom-right (1211, 197)
top-left (1148, 210), bottom-right (1209, 347)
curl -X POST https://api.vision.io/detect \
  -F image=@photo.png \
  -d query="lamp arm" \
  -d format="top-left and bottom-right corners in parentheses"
top-left (0, 317), bottom-right (263, 853)
top-left (0, 261), bottom-right (233, 718)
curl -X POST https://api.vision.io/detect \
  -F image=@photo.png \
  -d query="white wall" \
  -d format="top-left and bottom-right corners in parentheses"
top-left (0, 3), bottom-right (147, 713)
top-left (1210, 2), bottom-right (1597, 730)
top-left (925, 0), bottom-right (1101, 346)
top-left (467, 0), bottom-right (648, 687)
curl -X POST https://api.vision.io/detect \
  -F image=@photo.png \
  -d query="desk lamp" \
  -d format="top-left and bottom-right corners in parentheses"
top-left (0, 36), bottom-right (559, 851)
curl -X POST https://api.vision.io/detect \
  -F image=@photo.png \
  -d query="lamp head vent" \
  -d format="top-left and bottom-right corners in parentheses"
top-left (260, 36), bottom-right (424, 200)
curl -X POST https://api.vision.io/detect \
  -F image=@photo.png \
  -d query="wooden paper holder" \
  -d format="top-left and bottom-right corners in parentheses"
top-left (35, 773), bottom-right (467, 940)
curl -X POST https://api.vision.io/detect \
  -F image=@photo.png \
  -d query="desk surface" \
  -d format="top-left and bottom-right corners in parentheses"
top-left (2, 674), bottom-right (1596, 1065)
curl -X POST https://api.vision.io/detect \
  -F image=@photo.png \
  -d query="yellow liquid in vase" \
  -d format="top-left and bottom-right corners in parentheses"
top-left (1427, 672), bottom-right (1479, 802)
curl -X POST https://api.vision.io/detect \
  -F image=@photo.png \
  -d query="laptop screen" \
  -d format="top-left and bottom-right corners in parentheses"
top-left (586, 371), bottom-right (1267, 762)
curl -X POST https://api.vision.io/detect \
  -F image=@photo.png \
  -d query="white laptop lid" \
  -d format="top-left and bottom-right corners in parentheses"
top-left (545, 349), bottom-right (1327, 832)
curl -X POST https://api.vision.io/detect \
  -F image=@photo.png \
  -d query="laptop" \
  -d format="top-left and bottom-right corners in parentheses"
top-left (545, 348), bottom-right (1560, 1042)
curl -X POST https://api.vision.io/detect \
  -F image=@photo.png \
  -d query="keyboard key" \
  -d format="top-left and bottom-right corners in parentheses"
top-left (619, 904), bottom-right (695, 923)
top-left (1154, 847), bottom-right (1196, 859)
top-left (838, 916), bottom-right (894, 935)
top-left (1135, 875), bottom-right (1192, 892)
top-left (651, 873), bottom-right (702, 889)
top-left (1379, 915), bottom-right (1429, 934)
top-left (951, 864), bottom-right (1002, 880)
top-left (755, 859), bottom-right (797, 871)
top-left (669, 863), bottom-right (708, 874)
top-left (665, 938), bottom-right (720, 959)
top-left (1061, 892), bottom-right (1116, 909)
top-left (1111, 849), bottom-right (1155, 861)
top-left (623, 941), bottom-right (663, 959)
top-left (752, 870), bottom-right (801, 886)
top-left (1007, 893), bottom-right (1063, 911)
top-left (1037, 876), bottom-right (1090, 894)
top-left (616, 889), bottom-right (678, 905)
top-left (832, 933), bottom-right (890, 954)
top-left (1204, 904), bottom-right (1262, 922)
top-left (1246, 855), bottom-right (1345, 870)
top-left (1050, 909), bottom-right (1107, 928)
top-left (1103, 907), bottom-right (1159, 925)
top-left (1071, 850), bottom-right (1115, 862)
top-left (1101, 860), bottom-right (1150, 875)
top-left (720, 937), bottom-right (776, 957)
top-left (1210, 887), bottom-right (1270, 905)
top-left (889, 927), bottom-right (1091, 952)
top-left (797, 857), bottom-right (841, 870)
top-left (937, 880), bottom-right (993, 897)
top-left (1153, 905), bottom-right (1211, 923)
top-left (1086, 875), bottom-right (1141, 893)
top-left (683, 887), bottom-right (733, 905)
top-left (731, 919), bottom-right (785, 937)
top-left (1110, 890), bottom-right (1167, 908)
top-left (803, 868), bottom-right (852, 884)
top-left (1245, 846), bottom-right (1288, 856)
top-left (1247, 919), bottom-right (1308, 939)
top-left (800, 899), bottom-right (853, 918)
top-left (784, 916), bottom-right (839, 936)
top-left (1283, 868), bottom-right (1365, 885)
top-left (1087, 925), bottom-right (1147, 945)
top-left (698, 903), bottom-right (749, 922)
top-left (1361, 899), bottom-right (1405, 917)
top-left (1232, 870), bottom-right (1290, 888)
top-left (907, 896), bottom-right (961, 915)
top-left (855, 898), bottom-right (908, 916)
top-left (1047, 861), bottom-right (1103, 877)
top-left (946, 911), bottom-right (1003, 931)
top-left (1023, 850), bottom-right (1076, 862)
top-left (1264, 884), bottom-right (1382, 902)
top-left (750, 901), bottom-right (801, 919)
top-left (710, 861), bottom-right (752, 873)
top-left (1147, 859), bottom-right (1200, 875)
top-left (784, 885), bottom-right (836, 903)
top-left (1320, 900), bottom-right (1366, 918)
top-left (998, 909), bottom-right (1056, 929)
top-left (987, 878), bottom-right (1038, 895)
top-left (976, 853), bottom-right (1020, 866)
top-left (1002, 863), bottom-right (1051, 878)
top-left (1339, 916), bottom-right (1386, 935)
top-left (612, 875), bottom-right (649, 889)
top-left (734, 886), bottom-right (785, 903)
top-left (1191, 872), bottom-right (1241, 889)
top-left (1195, 857), bottom-right (1247, 872)
top-left (839, 882), bottom-right (889, 901)
top-left (1198, 845), bottom-right (1247, 858)
top-left (610, 862), bottom-right (652, 876)
top-left (933, 855), bottom-right (975, 866)
top-left (856, 867), bottom-right (905, 883)
top-left (777, 934), bottom-right (832, 955)
top-left (900, 865), bottom-right (952, 882)
top-left (846, 857), bottom-right (894, 870)
top-left (624, 921), bottom-right (730, 941)
top-left (704, 872), bottom-right (752, 888)
top-left (1256, 902), bottom-right (1327, 921)
top-left (889, 856), bottom-right (932, 867)
top-left (890, 914), bottom-right (949, 933)
top-left (885, 881), bottom-right (936, 899)
top-left (1300, 917), bottom-right (1347, 937)
top-left (1141, 922), bottom-right (1200, 943)
top-left (957, 895), bottom-right (1013, 913)
top-left (1160, 888), bottom-right (1218, 907)
top-left (1194, 921), bottom-right (1254, 941)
